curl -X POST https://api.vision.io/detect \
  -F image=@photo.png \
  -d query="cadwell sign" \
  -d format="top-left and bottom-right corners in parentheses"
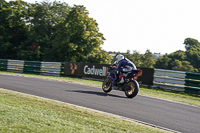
top-left (78, 63), bottom-right (109, 79)
top-left (64, 62), bottom-right (109, 79)
top-left (83, 65), bottom-right (107, 76)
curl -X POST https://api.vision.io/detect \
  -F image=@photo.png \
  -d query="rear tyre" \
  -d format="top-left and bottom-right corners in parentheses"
top-left (102, 78), bottom-right (112, 93)
top-left (124, 80), bottom-right (139, 98)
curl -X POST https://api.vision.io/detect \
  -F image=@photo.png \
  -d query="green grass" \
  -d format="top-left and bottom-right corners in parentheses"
top-left (0, 71), bottom-right (199, 107)
top-left (0, 88), bottom-right (170, 133)
top-left (139, 87), bottom-right (200, 106)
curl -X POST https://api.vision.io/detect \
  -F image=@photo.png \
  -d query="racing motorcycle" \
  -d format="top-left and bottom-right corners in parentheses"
top-left (102, 66), bottom-right (142, 98)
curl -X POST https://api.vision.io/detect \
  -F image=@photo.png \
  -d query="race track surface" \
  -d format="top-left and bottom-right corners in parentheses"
top-left (0, 74), bottom-right (200, 133)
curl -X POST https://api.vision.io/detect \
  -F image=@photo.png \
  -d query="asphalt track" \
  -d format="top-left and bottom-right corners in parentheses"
top-left (0, 74), bottom-right (200, 133)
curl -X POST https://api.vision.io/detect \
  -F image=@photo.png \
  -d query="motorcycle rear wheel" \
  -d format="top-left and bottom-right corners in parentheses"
top-left (124, 80), bottom-right (139, 98)
top-left (102, 78), bottom-right (112, 93)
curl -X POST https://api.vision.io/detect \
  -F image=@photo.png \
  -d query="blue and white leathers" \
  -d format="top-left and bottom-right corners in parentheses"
top-left (116, 58), bottom-right (137, 72)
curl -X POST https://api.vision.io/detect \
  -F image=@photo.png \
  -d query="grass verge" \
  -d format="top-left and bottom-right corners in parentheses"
top-left (0, 88), bottom-right (170, 133)
top-left (0, 71), bottom-right (199, 107)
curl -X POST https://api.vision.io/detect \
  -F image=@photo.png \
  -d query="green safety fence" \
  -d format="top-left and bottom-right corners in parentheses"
top-left (23, 61), bottom-right (41, 74)
top-left (185, 72), bottom-right (200, 94)
top-left (0, 59), bottom-right (8, 71)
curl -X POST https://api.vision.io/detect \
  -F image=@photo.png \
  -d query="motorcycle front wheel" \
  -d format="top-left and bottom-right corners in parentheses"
top-left (102, 78), bottom-right (112, 93)
top-left (124, 80), bottom-right (139, 98)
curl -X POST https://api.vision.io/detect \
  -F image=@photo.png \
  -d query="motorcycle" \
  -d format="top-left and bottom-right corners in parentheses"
top-left (102, 66), bottom-right (142, 98)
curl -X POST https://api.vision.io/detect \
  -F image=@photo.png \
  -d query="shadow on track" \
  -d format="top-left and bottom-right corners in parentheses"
top-left (65, 90), bottom-right (126, 98)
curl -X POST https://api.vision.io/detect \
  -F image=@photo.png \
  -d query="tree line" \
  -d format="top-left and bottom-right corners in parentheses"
top-left (1, 1), bottom-right (200, 73)
top-left (155, 38), bottom-right (200, 72)
top-left (0, 0), bottom-right (111, 64)
top-left (115, 38), bottom-right (200, 72)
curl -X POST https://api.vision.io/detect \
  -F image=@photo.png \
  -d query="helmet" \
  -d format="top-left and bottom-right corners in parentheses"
top-left (115, 54), bottom-right (124, 63)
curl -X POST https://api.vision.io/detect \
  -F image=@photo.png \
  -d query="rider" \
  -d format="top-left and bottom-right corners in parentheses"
top-left (112, 54), bottom-right (137, 83)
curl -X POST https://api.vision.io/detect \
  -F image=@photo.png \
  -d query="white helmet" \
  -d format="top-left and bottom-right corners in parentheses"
top-left (115, 54), bottom-right (124, 63)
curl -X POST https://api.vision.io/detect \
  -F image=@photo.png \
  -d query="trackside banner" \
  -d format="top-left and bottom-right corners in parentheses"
top-left (82, 64), bottom-right (108, 77)
top-left (64, 62), bottom-right (154, 85)
top-left (64, 62), bottom-right (109, 79)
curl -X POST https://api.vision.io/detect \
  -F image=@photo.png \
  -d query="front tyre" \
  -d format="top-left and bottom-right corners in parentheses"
top-left (124, 80), bottom-right (139, 98)
top-left (102, 78), bottom-right (112, 93)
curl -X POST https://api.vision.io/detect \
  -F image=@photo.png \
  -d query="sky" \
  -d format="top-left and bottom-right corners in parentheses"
top-left (6, 0), bottom-right (200, 54)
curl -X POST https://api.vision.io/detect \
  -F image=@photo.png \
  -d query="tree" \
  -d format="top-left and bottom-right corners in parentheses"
top-left (167, 50), bottom-right (186, 70)
top-left (141, 49), bottom-right (154, 68)
top-left (168, 50), bottom-right (186, 61)
top-left (154, 40), bottom-right (199, 72)
top-left (0, 1), bottom-right (111, 63)
top-left (0, 0), bottom-right (30, 59)
top-left (154, 54), bottom-right (171, 69)
top-left (131, 50), bottom-right (143, 67)
top-left (184, 38), bottom-right (200, 70)
top-left (170, 60), bottom-right (195, 72)
top-left (18, 0), bottom-right (70, 61)
top-left (180, 61), bottom-right (196, 72)
top-left (87, 48), bottom-right (112, 64)
top-left (170, 59), bottom-right (182, 70)
top-left (45, 5), bottom-right (109, 63)
top-left (184, 38), bottom-right (200, 51)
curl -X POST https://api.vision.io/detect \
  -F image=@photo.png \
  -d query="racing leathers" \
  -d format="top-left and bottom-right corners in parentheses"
top-left (112, 58), bottom-right (137, 83)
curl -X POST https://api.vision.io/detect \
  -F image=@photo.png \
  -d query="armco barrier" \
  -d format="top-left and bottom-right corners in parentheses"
top-left (1, 59), bottom-right (199, 94)
top-left (7, 59), bottom-right (24, 73)
top-left (0, 59), bottom-right (63, 76)
top-left (0, 59), bottom-right (8, 71)
top-left (154, 69), bottom-right (200, 94)
top-left (40, 62), bottom-right (61, 76)
top-left (24, 61), bottom-right (41, 74)
top-left (185, 72), bottom-right (200, 94)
